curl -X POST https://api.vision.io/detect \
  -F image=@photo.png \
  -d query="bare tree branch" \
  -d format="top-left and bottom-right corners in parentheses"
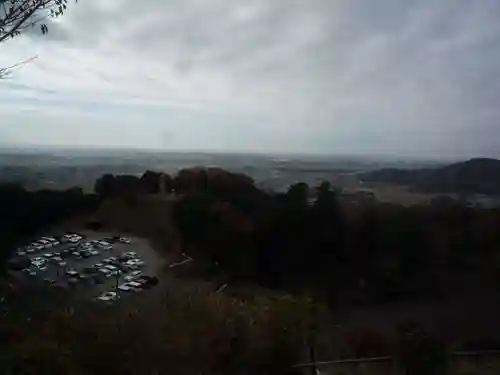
top-left (0, 54), bottom-right (37, 78)
top-left (0, 0), bottom-right (77, 79)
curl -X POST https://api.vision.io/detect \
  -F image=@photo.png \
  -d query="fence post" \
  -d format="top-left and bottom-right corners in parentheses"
top-left (307, 299), bottom-right (318, 375)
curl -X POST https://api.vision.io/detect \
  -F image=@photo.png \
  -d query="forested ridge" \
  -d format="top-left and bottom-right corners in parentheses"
top-left (362, 158), bottom-right (500, 195)
top-left (92, 167), bottom-right (500, 305)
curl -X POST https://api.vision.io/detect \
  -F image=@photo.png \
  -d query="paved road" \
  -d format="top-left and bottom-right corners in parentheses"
top-left (15, 230), bottom-right (163, 300)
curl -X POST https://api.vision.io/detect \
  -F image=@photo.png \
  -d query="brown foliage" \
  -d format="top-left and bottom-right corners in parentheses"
top-left (3, 290), bottom-right (311, 375)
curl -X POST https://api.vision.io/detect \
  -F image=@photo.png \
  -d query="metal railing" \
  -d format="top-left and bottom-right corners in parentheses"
top-left (293, 350), bottom-right (500, 375)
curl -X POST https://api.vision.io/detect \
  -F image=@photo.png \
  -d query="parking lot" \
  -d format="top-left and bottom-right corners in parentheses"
top-left (8, 231), bottom-right (162, 303)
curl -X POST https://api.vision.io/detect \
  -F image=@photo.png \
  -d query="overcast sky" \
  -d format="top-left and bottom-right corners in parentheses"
top-left (0, 0), bottom-right (499, 158)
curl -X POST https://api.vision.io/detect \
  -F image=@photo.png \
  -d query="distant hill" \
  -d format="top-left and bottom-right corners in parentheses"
top-left (361, 158), bottom-right (500, 195)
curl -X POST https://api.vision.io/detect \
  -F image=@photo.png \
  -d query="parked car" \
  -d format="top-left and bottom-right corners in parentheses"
top-left (119, 237), bottom-right (131, 244)
top-left (80, 250), bottom-right (92, 258)
top-left (118, 283), bottom-right (133, 292)
top-left (126, 259), bottom-right (145, 267)
top-left (66, 269), bottom-right (78, 277)
top-left (90, 250), bottom-right (100, 256)
top-left (126, 281), bottom-right (143, 291)
top-left (39, 240), bottom-right (52, 248)
top-left (32, 260), bottom-right (46, 268)
top-left (98, 268), bottom-right (113, 278)
top-left (97, 241), bottom-right (112, 250)
top-left (141, 275), bottom-right (159, 286)
top-left (97, 291), bottom-right (118, 302)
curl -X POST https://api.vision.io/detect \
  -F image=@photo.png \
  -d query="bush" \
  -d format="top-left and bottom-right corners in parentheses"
top-left (2, 290), bottom-right (312, 375)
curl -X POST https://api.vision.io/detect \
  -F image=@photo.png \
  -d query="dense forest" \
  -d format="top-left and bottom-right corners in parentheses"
top-left (0, 184), bottom-right (99, 268)
top-left (5, 166), bottom-right (500, 305)
top-left (93, 167), bottom-right (500, 305)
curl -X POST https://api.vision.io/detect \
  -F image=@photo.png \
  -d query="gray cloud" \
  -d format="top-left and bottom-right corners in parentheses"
top-left (0, 0), bottom-right (499, 158)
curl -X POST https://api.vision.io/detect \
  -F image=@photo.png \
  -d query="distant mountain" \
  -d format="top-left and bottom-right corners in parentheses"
top-left (362, 158), bottom-right (500, 195)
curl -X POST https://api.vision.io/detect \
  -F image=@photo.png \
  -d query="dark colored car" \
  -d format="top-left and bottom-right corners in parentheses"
top-left (138, 275), bottom-right (159, 287)
top-left (80, 250), bottom-right (92, 258)
top-left (8, 256), bottom-right (31, 271)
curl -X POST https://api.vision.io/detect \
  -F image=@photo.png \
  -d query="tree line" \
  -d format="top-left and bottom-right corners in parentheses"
top-left (168, 168), bottom-right (500, 305)
top-left (0, 183), bottom-right (99, 267)
top-left (8, 166), bottom-right (500, 305)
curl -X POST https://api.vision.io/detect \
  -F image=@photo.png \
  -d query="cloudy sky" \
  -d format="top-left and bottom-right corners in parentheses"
top-left (0, 0), bottom-right (499, 158)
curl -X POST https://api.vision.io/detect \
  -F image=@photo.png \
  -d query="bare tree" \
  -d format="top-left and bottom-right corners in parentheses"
top-left (0, 0), bottom-right (78, 77)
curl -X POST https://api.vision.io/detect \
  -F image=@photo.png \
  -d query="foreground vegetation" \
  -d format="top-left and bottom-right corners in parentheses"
top-left (1, 288), bottom-right (312, 375)
top-left (3, 167), bottom-right (500, 374)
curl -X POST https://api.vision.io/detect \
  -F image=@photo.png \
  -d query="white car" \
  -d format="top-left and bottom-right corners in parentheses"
top-left (58, 261), bottom-right (67, 267)
top-left (127, 281), bottom-right (143, 291)
top-left (98, 268), bottom-right (112, 277)
top-left (103, 257), bottom-right (117, 264)
top-left (66, 269), bottom-right (78, 277)
top-left (123, 251), bottom-right (138, 258)
top-left (105, 265), bottom-right (117, 271)
top-left (127, 259), bottom-right (145, 267)
top-left (42, 237), bottom-right (58, 244)
top-left (16, 250), bottom-right (26, 256)
top-left (118, 283), bottom-right (133, 292)
top-left (90, 250), bottom-right (100, 256)
top-left (32, 259), bottom-right (45, 267)
top-left (97, 291), bottom-right (118, 302)
top-left (119, 237), bottom-right (131, 244)
top-left (124, 271), bottom-right (142, 282)
top-left (43, 253), bottom-right (53, 259)
top-left (97, 241), bottom-right (112, 250)
top-left (41, 241), bottom-right (54, 249)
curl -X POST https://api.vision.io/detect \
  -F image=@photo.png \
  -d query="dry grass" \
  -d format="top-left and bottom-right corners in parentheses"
top-left (2, 288), bottom-right (313, 375)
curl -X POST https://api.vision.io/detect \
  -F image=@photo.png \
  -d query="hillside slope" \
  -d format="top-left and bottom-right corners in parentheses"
top-left (362, 158), bottom-right (500, 195)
